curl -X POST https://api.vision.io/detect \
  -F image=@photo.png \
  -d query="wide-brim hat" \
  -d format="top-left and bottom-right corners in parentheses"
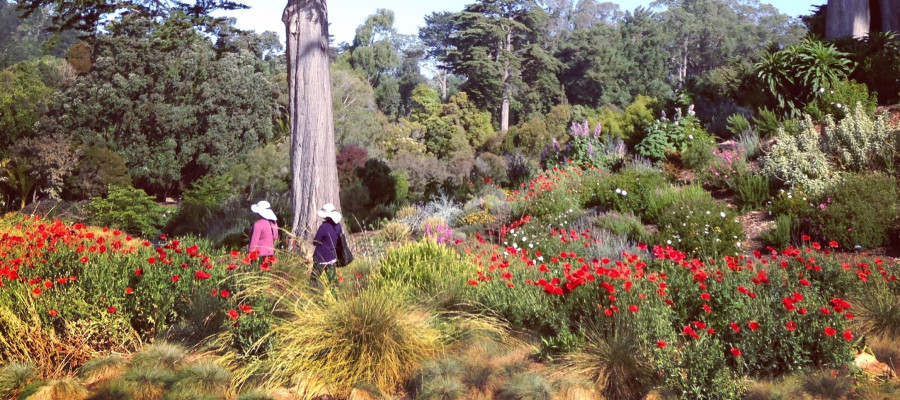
top-left (251, 200), bottom-right (277, 221)
top-left (317, 203), bottom-right (342, 223)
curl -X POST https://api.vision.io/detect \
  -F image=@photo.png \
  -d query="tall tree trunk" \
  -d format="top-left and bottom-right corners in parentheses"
top-left (283, 0), bottom-right (339, 248)
top-left (500, 29), bottom-right (511, 133)
top-left (826, 0), bottom-right (870, 39)
top-left (874, 0), bottom-right (900, 32)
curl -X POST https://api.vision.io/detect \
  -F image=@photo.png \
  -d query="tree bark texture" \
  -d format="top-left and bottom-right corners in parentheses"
top-left (500, 29), bottom-right (511, 133)
top-left (826, 0), bottom-right (870, 39)
top-left (283, 0), bottom-right (340, 245)
top-left (875, 0), bottom-right (900, 32)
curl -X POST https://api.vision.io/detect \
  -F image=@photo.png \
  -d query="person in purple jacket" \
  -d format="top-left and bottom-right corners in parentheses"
top-left (311, 203), bottom-right (342, 287)
top-left (249, 200), bottom-right (278, 259)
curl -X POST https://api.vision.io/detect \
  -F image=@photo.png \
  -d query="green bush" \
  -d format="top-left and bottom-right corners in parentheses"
top-left (761, 214), bottom-right (793, 249)
top-left (804, 173), bottom-right (898, 249)
top-left (377, 240), bottom-right (476, 309)
top-left (726, 113), bottom-right (752, 136)
top-left (65, 146), bottom-right (132, 200)
top-left (733, 174), bottom-right (771, 212)
top-left (761, 116), bottom-right (836, 197)
top-left (88, 185), bottom-right (168, 237)
top-left (654, 192), bottom-right (743, 257)
top-left (581, 168), bottom-right (670, 218)
top-left (357, 159), bottom-right (397, 207)
top-left (805, 79), bottom-right (877, 122)
top-left (754, 107), bottom-right (781, 138)
top-left (166, 174), bottom-right (235, 237)
top-left (592, 212), bottom-right (651, 243)
top-left (822, 103), bottom-right (897, 173)
top-left (635, 116), bottom-right (708, 161)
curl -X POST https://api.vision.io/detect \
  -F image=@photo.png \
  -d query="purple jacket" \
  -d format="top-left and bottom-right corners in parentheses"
top-left (313, 219), bottom-right (341, 263)
top-left (249, 218), bottom-right (278, 256)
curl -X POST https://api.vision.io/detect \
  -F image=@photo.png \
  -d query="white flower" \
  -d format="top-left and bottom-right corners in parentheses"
top-left (621, 190), bottom-right (628, 196)
top-left (538, 256), bottom-right (544, 261)
top-left (615, 188), bottom-right (622, 194)
top-left (819, 88), bottom-right (825, 93)
top-left (666, 240), bottom-right (672, 245)
top-left (688, 134), bottom-right (694, 139)
top-left (705, 211), bottom-right (710, 215)
top-left (720, 212), bottom-right (726, 218)
top-left (787, 194), bottom-right (792, 199)
top-left (737, 242), bottom-right (742, 247)
top-left (836, 103), bottom-right (842, 109)
top-left (528, 243), bottom-right (533, 248)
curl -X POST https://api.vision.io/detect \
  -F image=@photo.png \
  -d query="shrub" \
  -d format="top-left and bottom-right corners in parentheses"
top-left (733, 174), bottom-right (771, 212)
top-left (581, 167), bottom-right (670, 218)
top-left (761, 116), bottom-right (836, 197)
top-left (726, 113), bottom-right (752, 136)
top-left (654, 193), bottom-right (743, 257)
top-left (591, 212), bottom-right (651, 243)
top-left (761, 214), bottom-right (793, 249)
top-left (680, 133), bottom-right (716, 170)
top-left (506, 153), bottom-right (533, 189)
top-left (754, 107), bottom-right (782, 138)
top-left (88, 185), bottom-right (168, 237)
top-left (805, 79), bottom-right (877, 122)
top-left (822, 103), bottom-right (897, 173)
top-left (851, 278), bottom-right (900, 339)
top-left (0, 362), bottom-right (36, 399)
top-left (380, 221), bottom-right (412, 242)
top-left (497, 373), bottom-right (554, 400)
top-left (377, 240), bottom-right (475, 309)
top-left (166, 174), bottom-right (235, 236)
top-left (458, 210), bottom-right (496, 227)
top-left (356, 159), bottom-right (397, 208)
top-left (801, 369), bottom-right (854, 399)
top-left (64, 146), bottom-right (132, 200)
top-left (805, 173), bottom-right (898, 249)
top-left (635, 116), bottom-right (708, 161)
top-left (561, 324), bottom-right (658, 400)
top-left (336, 145), bottom-right (368, 187)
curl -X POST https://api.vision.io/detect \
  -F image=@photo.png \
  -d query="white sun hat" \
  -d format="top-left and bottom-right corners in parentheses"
top-left (316, 203), bottom-right (342, 224)
top-left (250, 200), bottom-right (277, 221)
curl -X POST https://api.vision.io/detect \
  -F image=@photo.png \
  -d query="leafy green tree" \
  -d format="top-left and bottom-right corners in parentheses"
top-left (331, 66), bottom-right (390, 150)
top-left (38, 13), bottom-right (278, 196)
top-left (442, 0), bottom-right (535, 132)
top-left (64, 146), bottom-right (132, 200)
top-left (88, 185), bottom-right (167, 236)
top-left (0, 0), bottom-right (80, 69)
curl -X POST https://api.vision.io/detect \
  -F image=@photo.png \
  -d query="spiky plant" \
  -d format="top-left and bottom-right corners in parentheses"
top-left (121, 367), bottom-right (177, 400)
top-left (79, 354), bottom-right (127, 387)
top-left (0, 362), bottom-right (37, 398)
top-left (852, 281), bottom-right (900, 339)
top-left (802, 369), bottom-right (854, 399)
top-left (742, 376), bottom-right (803, 400)
top-left (23, 378), bottom-right (88, 400)
top-left (379, 221), bottom-right (412, 242)
top-left (497, 372), bottom-right (553, 400)
top-left (417, 377), bottom-right (465, 400)
top-left (130, 343), bottom-right (189, 373)
top-left (560, 323), bottom-right (658, 400)
top-left (235, 286), bottom-right (443, 397)
top-left (870, 337), bottom-right (900, 373)
top-left (86, 379), bottom-right (134, 400)
top-left (167, 362), bottom-right (230, 398)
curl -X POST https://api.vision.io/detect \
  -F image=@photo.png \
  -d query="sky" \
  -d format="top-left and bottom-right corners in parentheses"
top-left (214, 0), bottom-right (824, 47)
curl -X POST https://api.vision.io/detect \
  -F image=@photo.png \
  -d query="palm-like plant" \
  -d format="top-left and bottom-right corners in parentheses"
top-left (0, 158), bottom-right (37, 210)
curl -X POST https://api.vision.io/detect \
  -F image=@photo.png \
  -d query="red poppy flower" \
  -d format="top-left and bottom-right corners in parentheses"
top-left (126, 287), bottom-right (133, 295)
top-left (32, 287), bottom-right (41, 296)
top-left (194, 270), bottom-right (211, 280)
top-left (239, 304), bottom-right (253, 314)
top-left (44, 281), bottom-right (52, 289)
top-left (700, 292), bottom-right (711, 300)
top-left (506, 282), bottom-right (515, 288)
top-left (628, 305), bottom-right (639, 313)
top-left (730, 348), bottom-right (742, 357)
top-left (220, 290), bottom-right (231, 298)
top-left (799, 279), bottom-right (810, 286)
top-left (467, 280), bottom-right (478, 286)
top-left (824, 327), bottom-right (836, 337)
top-left (80, 256), bottom-right (89, 264)
top-left (786, 321), bottom-right (796, 331)
top-left (170, 275), bottom-right (180, 283)
top-left (842, 330), bottom-right (853, 341)
top-left (748, 321), bottom-right (759, 331)
top-left (730, 322), bottom-right (740, 332)
top-left (47, 309), bottom-right (58, 317)
top-left (147, 257), bottom-right (156, 265)
top-left (801, 235), bottom-right (810, 241)
top-left (656, 340), bottom-right (666, 348)
top-left (228, 309), bottom-right (239, 319)
top-left (107, 306), bottom-right (117, 314)
top-left (135, 269), bottom-right (143, 276)
top-left (820, 307), bottom-right (831, 315)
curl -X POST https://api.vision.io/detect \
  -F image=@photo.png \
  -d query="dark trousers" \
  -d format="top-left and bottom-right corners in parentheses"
top-left (310, 262), bottom-right (337, 287)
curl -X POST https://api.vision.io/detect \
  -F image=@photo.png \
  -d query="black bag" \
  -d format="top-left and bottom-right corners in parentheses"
top-left (336, 232), bottom-right (354, 267)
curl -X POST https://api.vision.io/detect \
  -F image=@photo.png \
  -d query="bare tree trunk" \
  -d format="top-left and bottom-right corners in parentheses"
top-left (875, 0), bottom-right (900, 32)
top-left (283, 0), bottom-right (339, 248)
top-left (826, 0), bottom-right (870, 39)
top-left (500, 29), bottom-right (511, 133)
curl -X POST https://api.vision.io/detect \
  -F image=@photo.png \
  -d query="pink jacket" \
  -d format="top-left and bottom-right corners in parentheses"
top-left (249, 219), bottom-right (278, 256)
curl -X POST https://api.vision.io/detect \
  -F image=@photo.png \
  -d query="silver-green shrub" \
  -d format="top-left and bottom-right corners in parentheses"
top-left (823, 103), bottom-right (897, 172)
top-left (761, 116), bottom-right (836, 197)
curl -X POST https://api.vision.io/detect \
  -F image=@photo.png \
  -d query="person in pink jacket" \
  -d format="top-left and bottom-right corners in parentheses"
top-left (249, 200), bottom-right (278, 257)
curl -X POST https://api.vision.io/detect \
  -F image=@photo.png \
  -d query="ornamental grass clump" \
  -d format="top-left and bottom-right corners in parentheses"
top-left (0, 362), bottom-right (37, 399)
top-left (379, 221), bottom-right (411, 242)
top-left (239, 287), bottom-right (444, 397)
top-left (377, 240), bottom-right (475, 309)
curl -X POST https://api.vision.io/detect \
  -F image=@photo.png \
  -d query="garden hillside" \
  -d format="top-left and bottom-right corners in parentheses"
top-left (5, 0), bottom-right (900, 399)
